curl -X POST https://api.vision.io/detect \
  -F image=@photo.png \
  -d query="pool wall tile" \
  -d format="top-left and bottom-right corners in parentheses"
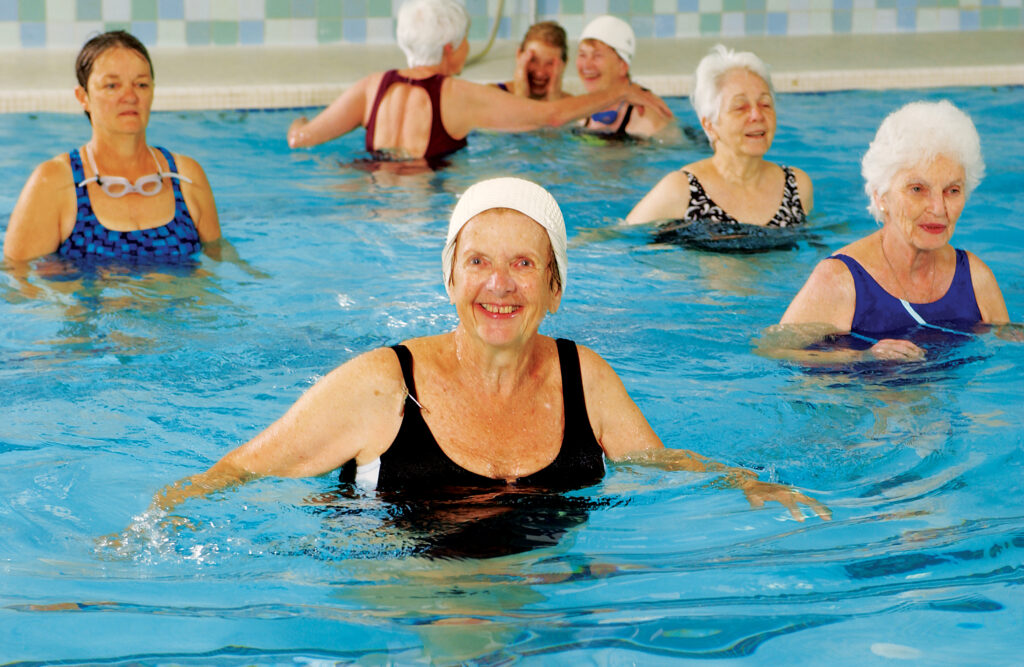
top-left (3, 0), bottom-right (1020, 47)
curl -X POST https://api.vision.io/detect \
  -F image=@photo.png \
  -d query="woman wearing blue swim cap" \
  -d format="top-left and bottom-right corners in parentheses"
top-left (4, 30), bottom-right (221, 262)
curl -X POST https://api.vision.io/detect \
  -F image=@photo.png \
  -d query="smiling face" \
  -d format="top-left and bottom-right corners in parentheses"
top-left (705, 68), bottom-right (775, 157)
top-left (878, 153), bottom-right (967, 251)
top-left (519, 39), bottom-right (564, 98)
top-left (450, 209), bottom-right (562, 349)
top-left (575, 39), bottom-right (628, 93)
top-left (76, 46), bottom-right (154, 133)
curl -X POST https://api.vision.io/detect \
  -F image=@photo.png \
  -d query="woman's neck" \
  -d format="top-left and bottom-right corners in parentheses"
top-left (709, 150), bottom-right (767, 186)
top-left (450, 328), bottom-right (543, 396)
top-left (88, 132), bottom-right (152, 172)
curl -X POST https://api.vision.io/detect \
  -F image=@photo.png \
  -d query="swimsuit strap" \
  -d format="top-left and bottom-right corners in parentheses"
top-left (390, 343), bottom-right (420, 405)
top-left (555, 338), bottom-right (588, 437)
top-left (615, 104), bottom-right (634, 136)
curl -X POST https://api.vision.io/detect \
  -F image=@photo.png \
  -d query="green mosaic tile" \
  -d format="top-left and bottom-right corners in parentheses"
top-left (318, 18), bottom-right (343, 42)
top-left (104, 21), bottom-right (131, 32)
top-left (562, 0), bottom-right (585, 15)
top-left (937, 0), bottom-right (958, 8)
top-left (1001, 7), bottom-right (1020, 26)
top-left (723, 0), bottom-right (744, 10)
top-left (212, 21), bottom-right (238, 45)
top-left (368, 0), bottom-right (392, 18)
top-left (979, 7), bottom-right (1000, 26)
top-left (132, 0), bottom-right (157, 21)
top-left (266, 0), bottom-right (292, 20)
top-left (317, 0), bottom-right (342, 18)
top-left (469, 21), bottom-right (488, 40)
top-left (19, 0), bottom-right (45, 21)
top-left (699, 12), bottom-right (721, 33)
top-left (632, 0), bottom-right (655, 13)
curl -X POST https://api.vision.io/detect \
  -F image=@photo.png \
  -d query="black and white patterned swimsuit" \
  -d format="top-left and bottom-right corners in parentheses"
top-left (683, 166), bottom-right (805, 228)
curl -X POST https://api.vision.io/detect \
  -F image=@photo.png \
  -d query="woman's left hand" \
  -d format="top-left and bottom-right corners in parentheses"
top-left (737, 477), bottom-right (832, 521)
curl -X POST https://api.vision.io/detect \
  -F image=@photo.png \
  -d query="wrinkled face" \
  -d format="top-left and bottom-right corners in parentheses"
top-left (575, 39), bottom-right (628, 93)
top-left (878, 153), bottom-right (966, 251)
top-left (705, 68), bottom-right (775, 157)
top-left (450, 209), bottom-right (561, 349)
top-left (77, 46), bottom-right (153, 132)
top-left (519, 40), bottom-right (564, 97)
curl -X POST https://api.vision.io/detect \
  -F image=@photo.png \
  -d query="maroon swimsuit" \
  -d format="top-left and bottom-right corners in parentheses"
top-left (364, 70), bottom-right (468, 159)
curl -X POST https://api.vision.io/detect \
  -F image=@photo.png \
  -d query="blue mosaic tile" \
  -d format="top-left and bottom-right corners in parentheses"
top-left (744, 11), bottom-right (765, 33)
top-left (77, 0), bottom-right (102, 21)
top-left (0, 0), bottom-right (17, 21)
top-left (20, 21), bottom-right (45, 46)
top-left (980, 0), bottom-right (999, 6)
top-left (342, 17), bottom-right (366, 41)
top-left (344, 0), bottom-right (368, 18)
top-left (608, 0), bottom-right (630, 13)
top-left (293, 0), bottom-right (316, 18)
top-left (239, 20), bottom-right (263, 44)
top-left (897, 6), bottom-right (916, 27)
top-left (465, 0), bottom-right (487, 14)
top-left (833, 9), bottom-right (852, 31)
top-left (633, 15), bottom-right (654, 36)
top-left (678, 0), bottom-right (699, 12)
top-left (498, 15), bottom-right (511, 38)
top-left (130, 20), bottom-right (157, 44)
top-left (746, 0), bottom-right (765, 11)
top-left (766, 11), bottom-right (786, 33)
top-left (537, 0), bottom-right (559, 13)
top-left (834, 0), bottom-right (852, 10)
top-left (185, 20), bottom-right (210, 44)
top-left (654, 13), bottom-right (676, 36)
top-left (158, 0), bottom-right (183, 20)
top-left (897, 0), bottom-right (915, 9)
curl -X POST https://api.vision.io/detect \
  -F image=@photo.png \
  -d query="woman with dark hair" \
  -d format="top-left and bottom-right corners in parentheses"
top-left (496, 21), bottom-right (570, 101)
top-left (4, 30), bottom-right (220, 262)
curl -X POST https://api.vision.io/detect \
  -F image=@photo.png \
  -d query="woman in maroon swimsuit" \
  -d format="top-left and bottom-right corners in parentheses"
top-left (286, 0), bottom-right (670, 161)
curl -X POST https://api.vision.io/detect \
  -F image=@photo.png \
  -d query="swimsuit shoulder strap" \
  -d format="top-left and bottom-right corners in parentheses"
top-left (389, 344), bottom-right (419, 402)
top-left (555, 338), bottom-right (591, 444)
top-left (68, 148), bottom-right (86, 186)
top-left (365, 70), bottom-right (401, 151)
top-left (615, 104), bottom-right (634, 135)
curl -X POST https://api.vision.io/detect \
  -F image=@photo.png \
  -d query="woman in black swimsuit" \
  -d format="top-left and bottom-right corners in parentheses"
top-left (627, 44), bottom-right (814, 227)
top-left (154, 178), bottom-right (828, 526)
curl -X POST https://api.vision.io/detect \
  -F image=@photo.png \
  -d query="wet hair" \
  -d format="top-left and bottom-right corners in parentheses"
top-left (519, 21), bottom-right (568, 62)
top-left (75, 30), bottom-right (153, 121)
top-left (862, 100), bottom-right (984, 222)
top-left (396, 0), bottom-right (470, 68)
top-left (691, 44), bottom-right (773, 141)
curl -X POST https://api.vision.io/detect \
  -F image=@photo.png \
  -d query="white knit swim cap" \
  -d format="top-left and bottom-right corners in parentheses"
top-left (580, 15), bottom-right (635, 66)
top-left (442, 177), bottom-right (567, 296)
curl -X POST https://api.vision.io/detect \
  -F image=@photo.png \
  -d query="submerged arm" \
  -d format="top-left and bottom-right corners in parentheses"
top-left (153, 347), bottom-right (405, 513)
top-left (4, 157), bottom-right (73, 261)
top-left (578, 345), bottom-right (830, 521)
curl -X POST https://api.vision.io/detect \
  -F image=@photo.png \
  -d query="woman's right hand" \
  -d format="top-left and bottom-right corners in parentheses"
top-left (619, 82), bottom-right (672, 119)
top-left (866, 338), bottom-right (926, 361)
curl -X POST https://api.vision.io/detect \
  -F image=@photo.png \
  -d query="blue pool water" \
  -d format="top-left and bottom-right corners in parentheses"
top-left (1, 86), bottom-right (1022, 665)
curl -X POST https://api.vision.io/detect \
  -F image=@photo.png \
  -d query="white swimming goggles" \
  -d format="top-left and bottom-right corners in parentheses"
top-left (77, 143), bottom-right (192, 198)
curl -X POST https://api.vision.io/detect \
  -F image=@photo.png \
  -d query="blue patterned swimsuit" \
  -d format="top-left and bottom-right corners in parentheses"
top-left (59, 147), bottom-right (201, 261)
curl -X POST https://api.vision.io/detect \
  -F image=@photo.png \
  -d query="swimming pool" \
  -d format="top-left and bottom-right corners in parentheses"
top-left (2, 86), bottom-right (1022, 664)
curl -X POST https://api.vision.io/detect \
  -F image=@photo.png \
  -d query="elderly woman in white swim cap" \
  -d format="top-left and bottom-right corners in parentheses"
top-left (287, 0), bottom-right (668, 160)
top-left (154, 177), bottom-right (828, 522)
top-left (627, 44), bottom-right (812, 226)
top-left (772, 100), bottom-right (1012, 362)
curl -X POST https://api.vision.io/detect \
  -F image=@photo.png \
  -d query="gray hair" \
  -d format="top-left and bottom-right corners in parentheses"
top-left (691, 44), bottom-right (773, 141)
top-left (396, 0), bottom-right (469, 68)
top-left (862, 100), bottom-right (985, 222)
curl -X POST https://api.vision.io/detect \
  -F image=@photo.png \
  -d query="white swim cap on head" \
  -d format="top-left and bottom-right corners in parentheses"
top-left (579, 15), bottom-right (635, 66)
top-left (442, 177), bottom-right (567, 296)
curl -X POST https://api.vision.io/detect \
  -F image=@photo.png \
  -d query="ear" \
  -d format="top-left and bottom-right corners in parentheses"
top-left (547, 283), bottom-right (563, 315)
top-left (74, 85), bottom-right (89, 113)
top-left (700, 116), bottom-right (716, 143)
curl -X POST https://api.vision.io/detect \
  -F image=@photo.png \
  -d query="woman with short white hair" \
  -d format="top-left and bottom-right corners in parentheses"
top-left (287, 0), bottom-right (668, 161)
top-left (627, 44), bottom-right (813, 226)
top-left (775, 100), bottom-right (1010, 361)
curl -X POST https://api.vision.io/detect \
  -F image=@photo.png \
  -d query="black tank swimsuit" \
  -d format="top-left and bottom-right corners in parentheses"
top-left (340, 338), bottom-right (606, 493)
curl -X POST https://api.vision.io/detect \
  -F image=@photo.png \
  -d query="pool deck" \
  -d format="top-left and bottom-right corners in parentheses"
top-left (1, 31), bottom-right (1021, 113)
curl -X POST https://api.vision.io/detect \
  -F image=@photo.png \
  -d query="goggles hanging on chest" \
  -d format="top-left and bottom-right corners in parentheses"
top-left (77, 144), bottom-right (192, 198)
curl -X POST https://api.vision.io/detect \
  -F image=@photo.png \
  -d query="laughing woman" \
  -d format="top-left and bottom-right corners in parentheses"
top-left (153, 177), bottom-right (829, 526)
top-left (626, 44), bottom-right (812, 226)
top-left (4, 30), bottom-right (220, 262)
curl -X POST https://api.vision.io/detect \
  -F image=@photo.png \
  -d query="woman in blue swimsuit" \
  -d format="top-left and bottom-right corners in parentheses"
top-left (774, 100), bottom-right (1012, 362)
top-left (4, 30), bottom-right (220, 262)
top-left (153, 177), bottom-right (828, 524)
top-left (627, 45), bottom-right (813, 226)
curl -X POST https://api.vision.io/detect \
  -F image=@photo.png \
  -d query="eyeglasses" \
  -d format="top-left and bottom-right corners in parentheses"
top-left (77, 144), bottom-right (192, 198)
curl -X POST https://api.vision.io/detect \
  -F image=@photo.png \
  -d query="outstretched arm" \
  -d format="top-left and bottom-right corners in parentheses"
top-left (288, 76), bottom-right (371, 149)
top-left (153, 346), bottom-right (406, 512)
top-left (447, 78), bottom-right (671, 136)
top-left (578, 345), bottom-right (830, 521)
